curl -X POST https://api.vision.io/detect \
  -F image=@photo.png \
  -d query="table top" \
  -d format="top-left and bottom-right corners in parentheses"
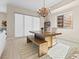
top-left (29, 31), bottom-right (62, 37)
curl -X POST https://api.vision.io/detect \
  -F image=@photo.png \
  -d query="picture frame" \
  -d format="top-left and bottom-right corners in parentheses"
top-left (57, 11), bottom-right (72, 28)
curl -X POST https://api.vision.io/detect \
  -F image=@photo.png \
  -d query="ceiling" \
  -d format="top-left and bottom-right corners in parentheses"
top-left (0, 0), bottom-right (75, 12)
top-left (8, 0), bottom-right (64, 10)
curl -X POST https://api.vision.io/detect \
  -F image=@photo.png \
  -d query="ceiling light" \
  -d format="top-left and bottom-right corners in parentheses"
top-left (37, 0), bottom-right (50, 17)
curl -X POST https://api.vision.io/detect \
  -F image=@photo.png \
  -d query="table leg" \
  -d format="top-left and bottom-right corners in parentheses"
top-left (38, 42), bottom-right (48, 57)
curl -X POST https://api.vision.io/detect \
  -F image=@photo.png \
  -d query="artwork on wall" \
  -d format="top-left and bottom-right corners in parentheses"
top-left (1, 20), bottom-right (7, 30)
top-left (57, 15), bottom-right (64, 28)
top-left (44, 21), bottom-right (51, 31)
top-left (57, 11), bottom-right (73, 28)
top-left (2, 20), bottom-right (7, 27)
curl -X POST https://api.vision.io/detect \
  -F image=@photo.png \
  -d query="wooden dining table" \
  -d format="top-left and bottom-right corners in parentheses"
top-left (27, 31), bottom-right (62, 57)
top-left (29, 31), bottom-right (62, 48)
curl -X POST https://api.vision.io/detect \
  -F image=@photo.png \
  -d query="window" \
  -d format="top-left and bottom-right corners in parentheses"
top-left (57, 11), bottom-right (72, 28)
top-left (57, 15), bottom-right (64, 28)
top-left (24, 15), bottom-right (33, 36)
top-left (15, 14), bottom-right (24, 37)
top-left (15, 13), bottom-right (40, 37)
top-left (32, 17), bottom-right (40, 31)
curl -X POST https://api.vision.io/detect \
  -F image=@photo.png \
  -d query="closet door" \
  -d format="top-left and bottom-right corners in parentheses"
top-left (15, 14), bottom-right (24, 37)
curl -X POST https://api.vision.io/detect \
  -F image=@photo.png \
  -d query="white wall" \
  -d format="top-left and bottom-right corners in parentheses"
top-left (7, 4), bottom-right (39, 39)
top-left (0, 4), bottom-right (7, 12)
top-left (51, 1), bottom-right (79, 43)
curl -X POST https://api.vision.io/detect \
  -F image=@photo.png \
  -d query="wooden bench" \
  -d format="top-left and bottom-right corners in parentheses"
top-left (27, 35), bottom-right (48, 57)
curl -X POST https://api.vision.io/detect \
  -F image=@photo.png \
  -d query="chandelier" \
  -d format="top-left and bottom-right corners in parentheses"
top-left (37, 0), bottom-right (50, 17)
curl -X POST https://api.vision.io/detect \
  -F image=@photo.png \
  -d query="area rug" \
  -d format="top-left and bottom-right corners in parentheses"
top-left (67, 51), bottom-right (79, 59)
top-left (48, 43), bottom-right (70, 59)
top-left (16, 43), bottom-right (52, 59)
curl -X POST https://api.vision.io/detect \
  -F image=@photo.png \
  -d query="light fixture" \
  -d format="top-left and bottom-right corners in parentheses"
top-left (37, 0), bottom-right (50, 17)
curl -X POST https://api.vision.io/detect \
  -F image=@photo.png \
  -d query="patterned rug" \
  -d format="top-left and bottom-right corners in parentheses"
top-left (67, 51), bottom-right (79, 59)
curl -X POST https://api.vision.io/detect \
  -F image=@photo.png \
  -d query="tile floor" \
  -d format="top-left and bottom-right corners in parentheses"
top-left (1, 39), bottom-right (51, 59)
top-left (1, 38), bottom-right (79, 59)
